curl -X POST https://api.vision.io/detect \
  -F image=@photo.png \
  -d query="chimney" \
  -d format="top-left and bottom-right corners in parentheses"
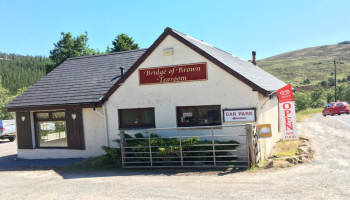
top-left (120, 67), bottom-right (125, 76)
top-left (252, 51), bottom-right (256, 65)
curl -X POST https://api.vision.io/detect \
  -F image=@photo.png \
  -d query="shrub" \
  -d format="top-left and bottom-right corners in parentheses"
top-left (326, 90), bottom-right (334, 103)
top-left (328, 77), bottom-right (335, 86)
top-left (294, 92), bottom-right (311, 112)
top-left (320, 80), bottom-right (327, 86)
top-left (311, 87), bottom-right (326, 108)
top-left (303, 78), bottom-right (310, 85)
top-left (312, 98), bottom-right (327, 108)
top-left (100, 145), bottom-right (122, 167)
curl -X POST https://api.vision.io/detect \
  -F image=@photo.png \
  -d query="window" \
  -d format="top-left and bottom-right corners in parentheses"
top-left (177, 105), bottom-right (221, 127)
top-left (34, 111), bottom-right (67, 148)
top-left (119, 108), bottom-right (155, 128)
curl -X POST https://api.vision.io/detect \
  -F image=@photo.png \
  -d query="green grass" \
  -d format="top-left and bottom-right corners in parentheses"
top-left (296, 107), bottom-right (323, 122)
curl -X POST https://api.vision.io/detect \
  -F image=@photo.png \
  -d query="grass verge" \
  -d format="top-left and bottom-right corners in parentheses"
top-left (272, 140), bottom-right (301, 157)
top-left (296, 107), bottom-right (323, 122)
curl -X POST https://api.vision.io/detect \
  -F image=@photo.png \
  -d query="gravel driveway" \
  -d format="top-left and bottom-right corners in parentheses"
top-left (0, 114), bottom-right (349, 200)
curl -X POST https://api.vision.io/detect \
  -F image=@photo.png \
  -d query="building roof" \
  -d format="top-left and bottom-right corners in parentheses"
top-left (170, 29), bottom-right (286, 93)
top-left (6, 49), bottom-right (147, 111)
top-left (104, 27), bottom-right (286, 100)
top-left (7, 27), bottom-right (285, 111)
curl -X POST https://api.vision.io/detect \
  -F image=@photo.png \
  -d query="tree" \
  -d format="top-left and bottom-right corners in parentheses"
top-left (110, 34), bottom-right (139, 52)
top-left (303, 78), bottom-right (310, 85)
top-left (328, 77), bottom-right (335, 86)
top-left (326, 90), bottom-right (334, 103)
top-left (294, 92), bottom-right (311, 112)
top-left (320, 80), bottom-right (327, 86)
top-left (0, 78), bottom-right (13, 119)
top-left (46, 32), bottom-right (100, 74)
top-left (311, 87), bottom-right (326, 108)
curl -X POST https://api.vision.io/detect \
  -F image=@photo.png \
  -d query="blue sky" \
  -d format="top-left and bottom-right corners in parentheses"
top-left (1, 0), bottom-right (350, 60)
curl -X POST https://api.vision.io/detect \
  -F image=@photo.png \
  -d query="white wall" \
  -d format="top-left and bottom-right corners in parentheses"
top-left (106, 35), bottom-right (260, 148)
top-left (256, 94), bottom-right (282, 160)
top-left (17, 108), bottom-right (107, 159)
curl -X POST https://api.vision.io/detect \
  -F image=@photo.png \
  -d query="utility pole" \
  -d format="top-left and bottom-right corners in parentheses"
top-left (334, 59), bottom-right (337, 102)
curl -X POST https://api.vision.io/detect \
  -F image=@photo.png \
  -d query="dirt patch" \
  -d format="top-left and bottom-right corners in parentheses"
top-left (260, 135), bottom-right (315, 169)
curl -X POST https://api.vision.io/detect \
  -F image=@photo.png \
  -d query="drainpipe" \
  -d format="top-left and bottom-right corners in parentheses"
top-left (94, 96), bottom-right (110, 147)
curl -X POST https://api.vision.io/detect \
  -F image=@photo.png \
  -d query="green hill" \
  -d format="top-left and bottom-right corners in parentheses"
top-left (257, 43), bottom-right (350, 91)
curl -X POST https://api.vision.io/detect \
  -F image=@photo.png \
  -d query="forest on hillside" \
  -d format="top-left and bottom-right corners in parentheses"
top-left (0, 32), bottom-right (139, 120)
top-left (0, 52), bottom-right (50, 94)
top-left (0, 52), bottom-right (50, 119)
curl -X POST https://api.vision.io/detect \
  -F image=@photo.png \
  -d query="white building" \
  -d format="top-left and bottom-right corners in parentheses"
top-left (7, 28), bottom-right (285, 166)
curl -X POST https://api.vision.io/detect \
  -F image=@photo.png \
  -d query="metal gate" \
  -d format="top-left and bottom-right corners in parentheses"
top-left (120, 124), bottom-right (256, 168)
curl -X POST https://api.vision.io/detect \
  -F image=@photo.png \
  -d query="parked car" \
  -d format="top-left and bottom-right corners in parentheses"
top-left (322, 102), bottom-right (350, 116)
top-left (0, 120), bottom-right (16, 142)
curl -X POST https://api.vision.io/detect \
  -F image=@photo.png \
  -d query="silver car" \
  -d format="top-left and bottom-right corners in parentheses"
top-left (0, 120), bottom-right (16, 142)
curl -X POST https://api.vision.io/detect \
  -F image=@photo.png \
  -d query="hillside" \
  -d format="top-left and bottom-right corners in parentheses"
top-left (0, 52), bottom-right (51, 94)
top-left (257, 43), bottom-right (350, 91)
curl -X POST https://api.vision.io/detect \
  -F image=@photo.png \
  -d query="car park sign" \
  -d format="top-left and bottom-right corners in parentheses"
top-left (223, 109), bottom-right (256, 122)
top-left (277, 84), bottom-right (298, 140)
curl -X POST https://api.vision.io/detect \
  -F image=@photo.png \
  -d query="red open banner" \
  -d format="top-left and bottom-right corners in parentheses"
top-left (277, 84), bottom-right (294, 103)
top-left (277, 84), bottom-right (298, 140)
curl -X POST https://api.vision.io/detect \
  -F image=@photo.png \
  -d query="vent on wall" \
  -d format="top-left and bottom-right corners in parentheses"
top-left (163, 48), bottom-right (174, 56)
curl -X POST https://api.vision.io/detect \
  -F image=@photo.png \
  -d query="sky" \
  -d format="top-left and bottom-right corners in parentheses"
top-left (1, 0), bottom-right (350, 60)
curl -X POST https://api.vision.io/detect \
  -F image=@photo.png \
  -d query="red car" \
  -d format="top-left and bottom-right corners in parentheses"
top-left (322, 102), bottom-right (350, 116)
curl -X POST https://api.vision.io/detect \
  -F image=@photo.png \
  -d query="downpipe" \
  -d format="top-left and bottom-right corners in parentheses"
top-left (94, 96), bottom-right (110, 147)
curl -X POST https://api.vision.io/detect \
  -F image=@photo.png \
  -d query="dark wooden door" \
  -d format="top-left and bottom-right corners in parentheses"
top-left (16, 112), bottom-right (33, 149)
top-left (66, 109), bottom-right (85, 150)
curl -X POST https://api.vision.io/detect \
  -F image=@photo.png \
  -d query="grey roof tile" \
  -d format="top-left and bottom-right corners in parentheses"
top-left (6, 49), bottom-right (147, 109)
top-left (171, 29), bottom-right (286, 92)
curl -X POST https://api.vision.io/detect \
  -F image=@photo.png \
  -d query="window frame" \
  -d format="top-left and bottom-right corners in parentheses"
top-left (118, 107), bottom-right (156, 129)
top-left (34, 110), bottom-right (67, 149)
top-left (176, 105), bottom-right (222, 127)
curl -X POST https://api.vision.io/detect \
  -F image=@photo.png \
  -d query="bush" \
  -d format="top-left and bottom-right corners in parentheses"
top-left (303, 78), bottom-right (310, 85)
top-left (310, 87), bottom-right (327, 108)
top-left (328, 77), bottom-right (335, 86)
top-left (320, 80), bottom-right (327, 86)
top-left (100, 139), bottom-right (122, 167)
top-left (294, 92), bottom-right (311, 112)
top-left (312, 98), bottom-right (327, 108)
top-left (326, 90), bottom-right (334, 103)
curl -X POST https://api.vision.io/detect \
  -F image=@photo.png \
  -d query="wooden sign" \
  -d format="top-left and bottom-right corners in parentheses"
top-left (139, 63), bottom-right (207, 85)
top-left (257, 124), bottom-right (272, 138)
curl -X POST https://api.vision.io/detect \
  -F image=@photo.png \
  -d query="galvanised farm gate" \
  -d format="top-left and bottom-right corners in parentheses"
top-left (120, 124), bottom-right (258, 168)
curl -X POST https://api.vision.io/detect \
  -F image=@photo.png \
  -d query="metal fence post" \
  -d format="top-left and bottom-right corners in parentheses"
top-left (178, 128), bottom-right (184, 167)
top-left (211, 127), bottom-right (216, 167)
top-left (246, 124), bottom-right (255, 167)
top-left (120, 130), bottom-right (126, 168)
top-left (147, 130), bottom-right (153, 167)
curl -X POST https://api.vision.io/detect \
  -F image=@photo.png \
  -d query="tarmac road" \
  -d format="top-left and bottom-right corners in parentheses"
top-left (0, 114), bottom-right (349, 200)
top-left (332, 113), bottom-right (350, 132)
